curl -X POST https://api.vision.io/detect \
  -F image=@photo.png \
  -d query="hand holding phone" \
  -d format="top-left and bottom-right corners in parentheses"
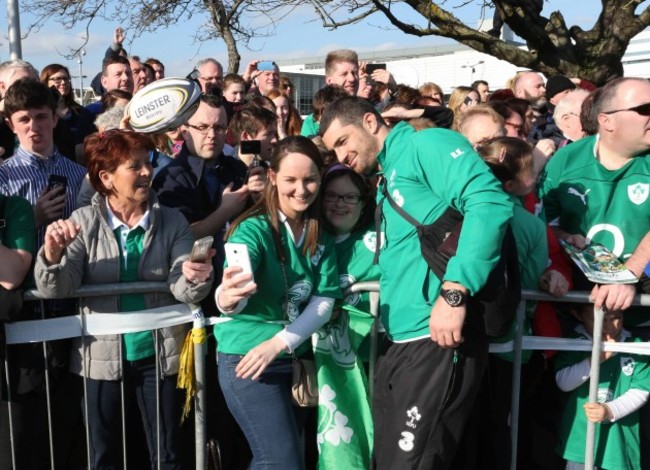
top-left (47, 174), bottom-right (68, 198)
top-left (257, 61), bottom-right (277, 71)
top-left (225, 242), bottom-right (254, 288)
top-left (190, 236), bottom-right (214, 262)
top-left (365, 63), bottom-right (387, 86)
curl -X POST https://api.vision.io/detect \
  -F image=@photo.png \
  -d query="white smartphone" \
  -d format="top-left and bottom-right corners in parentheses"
top-left (224, 242), bottom-right (254, 288)
top-left (190, 236), bottom-right (214, 262)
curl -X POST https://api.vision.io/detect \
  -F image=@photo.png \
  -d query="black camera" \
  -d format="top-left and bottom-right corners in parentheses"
top-left (240, 140), bottom-right (261, 155)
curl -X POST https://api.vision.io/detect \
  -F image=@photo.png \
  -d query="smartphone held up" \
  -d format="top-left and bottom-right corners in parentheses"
top-left (190, 236), bottom-right (214, 263)
top-left (225, 242), bottom-right (255, 288)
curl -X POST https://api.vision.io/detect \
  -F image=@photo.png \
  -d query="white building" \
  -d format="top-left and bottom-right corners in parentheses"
top-left (279, 25), bottom-right (650, 114)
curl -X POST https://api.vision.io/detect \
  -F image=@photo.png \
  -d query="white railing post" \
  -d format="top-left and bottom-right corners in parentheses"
top-left (584, 306), bottom-right (605, 470)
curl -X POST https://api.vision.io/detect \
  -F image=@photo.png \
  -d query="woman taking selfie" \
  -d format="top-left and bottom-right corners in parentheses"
top-left (215, 136), bottom-right (340, 469)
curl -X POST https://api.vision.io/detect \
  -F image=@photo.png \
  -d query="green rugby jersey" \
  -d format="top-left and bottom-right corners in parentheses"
top-left (540, 136), bottom-right (650, 261)
top-left (377, 122), bottom-right (513, 341)
top-left (333, 225), bottom-right (382, 315)
top-left (556, 330), bottom-right (650, 469)
top-left (215, 215), bottom-right (341, 356)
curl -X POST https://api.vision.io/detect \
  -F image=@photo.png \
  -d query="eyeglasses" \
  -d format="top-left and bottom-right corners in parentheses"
top-left (463, 96), bottom-right (478, 106)
top-left (48, 76), bottom-right (70, 83)
top-left (199, 75), bottom-right (222, 82)
top-left (323, 192), bottom-right (362, 205)
top-left (602, 102), bottom-right (650, 116)
top-left (185, 123), bottom-right (228, 135)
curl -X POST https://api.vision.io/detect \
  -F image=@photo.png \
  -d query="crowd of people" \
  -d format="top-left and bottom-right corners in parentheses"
top-left (1, 24), bottom-right (650, 470)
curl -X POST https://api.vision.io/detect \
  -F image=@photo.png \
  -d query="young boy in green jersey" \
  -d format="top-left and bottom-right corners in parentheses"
top-left (555, 305), bottom-right (650, 470)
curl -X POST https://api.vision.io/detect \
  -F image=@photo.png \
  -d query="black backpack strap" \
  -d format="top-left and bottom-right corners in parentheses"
top-left (373, 177), bottom-right (385, 265)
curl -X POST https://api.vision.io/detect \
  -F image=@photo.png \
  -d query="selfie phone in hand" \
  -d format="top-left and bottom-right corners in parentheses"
top-left (225, 242), bottom-right (254, 288)
top-left (47, 174), bottom-right (68, 198)
top-left (257, 61), bottom-right (276, 71)
top-left (190, 236), bottom-right (214, 262)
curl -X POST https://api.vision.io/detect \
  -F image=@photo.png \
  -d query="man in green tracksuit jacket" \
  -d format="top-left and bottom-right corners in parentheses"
top-left (321, 96), bottom-right (513, 469)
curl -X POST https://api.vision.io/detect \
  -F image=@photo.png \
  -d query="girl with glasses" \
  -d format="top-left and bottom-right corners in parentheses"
top-left (315, 163), bottom-right (381, 468)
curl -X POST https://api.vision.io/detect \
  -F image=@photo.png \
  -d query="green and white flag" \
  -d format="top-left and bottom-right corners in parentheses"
top-left (313, 307), bottom-right (374, 470)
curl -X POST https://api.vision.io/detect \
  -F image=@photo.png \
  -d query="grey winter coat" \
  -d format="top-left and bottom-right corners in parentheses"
top-left (34, 191), bottom-right (212, 381)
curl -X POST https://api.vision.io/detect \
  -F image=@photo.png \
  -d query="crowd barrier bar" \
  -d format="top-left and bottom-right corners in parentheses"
top-left (346, 281), bottom-right (650, 470)
top-left (14, 282), bottom-right (206, 470)
top-left (7, 281), bottom-right (650, 469)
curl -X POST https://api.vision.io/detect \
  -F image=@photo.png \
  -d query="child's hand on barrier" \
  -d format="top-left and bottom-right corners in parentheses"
top-left (583, 402), bottom-right (612, 423)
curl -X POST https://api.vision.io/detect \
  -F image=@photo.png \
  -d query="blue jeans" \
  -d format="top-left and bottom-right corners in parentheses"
top-left (84, 357), bottom-right (183, 469)
top-left (218, 353), bottom-right (307, 470)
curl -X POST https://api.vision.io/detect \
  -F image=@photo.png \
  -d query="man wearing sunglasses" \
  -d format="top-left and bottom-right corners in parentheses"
top-left (540, 77), bottom-right (650, 314)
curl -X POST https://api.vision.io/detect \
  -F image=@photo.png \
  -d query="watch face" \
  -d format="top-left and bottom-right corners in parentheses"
top-left (443, 289), bottom-right (464, 307)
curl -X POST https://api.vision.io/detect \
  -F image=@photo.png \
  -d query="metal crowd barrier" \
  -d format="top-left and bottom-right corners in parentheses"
top-left (5, 282), bottom-right (206, 470)
top-left (347, 282), bottom-right (650, 470)
top-left (4, 281), bottom-right (650, 470)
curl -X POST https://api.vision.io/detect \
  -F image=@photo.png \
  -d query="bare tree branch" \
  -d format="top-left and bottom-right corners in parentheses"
top-left (303, 0), bottom-right (650, 85)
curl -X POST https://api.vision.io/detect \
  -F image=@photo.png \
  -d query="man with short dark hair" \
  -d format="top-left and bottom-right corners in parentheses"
top-left (320, 96), bottom-right (513, 469)
top-left (229, 105), bottom-right (278, 165)
top-left (90, 26), bottom-right (129, 96)
top-left (153, 94), bottom-right (253, 276)
top-left (1, 79), bottom-right (86, 237)
top-left (128, 55), bottom-right (148, 93)
top-left (145, 58), bottom-right (165, 81)
top-left (86, 55), bottom-right (134, 118)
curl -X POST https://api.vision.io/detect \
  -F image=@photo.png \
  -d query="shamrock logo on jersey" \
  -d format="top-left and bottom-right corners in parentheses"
top-left (313, 310), bottom-right (356, 367)
top-left (597, 387), bottom-right (613, 403)
top-left (621, 356), bottom-right (636, 376)
top-left (363, 231), bottom-right (384, 254)
top-left (628, 183), bottom-right (649, 206)
top-left (392, 189), bottom-right (405, 207)
top-left (339, 273), bottom-right (360, 306)
top-left (284, 280), bottom-right (313, 321)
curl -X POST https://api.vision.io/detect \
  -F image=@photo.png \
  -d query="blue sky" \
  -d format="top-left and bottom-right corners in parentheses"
top-left (0, 1), bottom-right (608, 81)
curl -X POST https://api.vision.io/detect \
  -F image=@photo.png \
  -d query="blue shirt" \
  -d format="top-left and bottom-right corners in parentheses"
top-left (0, 147), bottom-right (86, 247)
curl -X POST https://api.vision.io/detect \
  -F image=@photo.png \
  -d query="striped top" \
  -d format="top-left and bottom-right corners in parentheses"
top-left (0, 147), bottom-right (86, 248)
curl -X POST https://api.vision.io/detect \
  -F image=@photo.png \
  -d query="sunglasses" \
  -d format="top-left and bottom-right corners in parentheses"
top-left (463, 96), bottom-right (478, 106)
top-left (602, 102), bottom-right (650, 116)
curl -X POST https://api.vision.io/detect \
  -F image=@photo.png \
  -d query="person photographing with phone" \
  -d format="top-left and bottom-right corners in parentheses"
top-left (229, 105), bottom-right (279, 204)
top-left (35, 130), bottom-right (214, 469)
top-left (215, 136), bottom-right (341, 469)
top-left (242, 60), bottom-right (279, 97)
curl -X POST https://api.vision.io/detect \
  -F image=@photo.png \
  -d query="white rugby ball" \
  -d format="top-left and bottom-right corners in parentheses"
top-left (126, 77), bottom-right (201, 134)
